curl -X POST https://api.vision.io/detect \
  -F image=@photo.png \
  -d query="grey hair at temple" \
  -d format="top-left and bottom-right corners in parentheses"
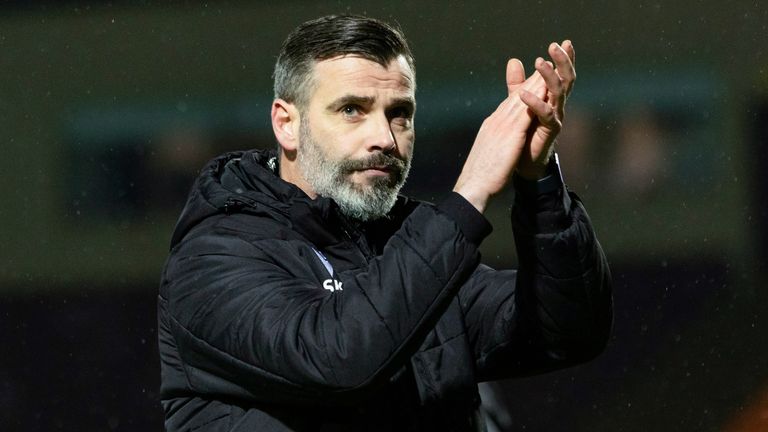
top-left (273, 14), bottom-right (415, 110)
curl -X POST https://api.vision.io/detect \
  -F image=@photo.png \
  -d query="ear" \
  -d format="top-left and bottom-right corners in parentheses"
top-left (271, 98), bottom-right (301, 152)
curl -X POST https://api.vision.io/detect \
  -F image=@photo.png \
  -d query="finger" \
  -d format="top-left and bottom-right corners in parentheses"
top-left (506, 58), bottom-right (526, 95)
top-left (519, 89), bottom-right (560, 130)
top-left (548, 42), bottom-right (576, 94)
top-left (535, 58), bottom-right (564, 119)
top-left (535, 57), bottom-right (563, 102)
top-left (562, 40), bottom-right (576, 95)
top-left (548, 42), bottom-right (572, 75)
top-left (562, 39), bottom-right (575, 66)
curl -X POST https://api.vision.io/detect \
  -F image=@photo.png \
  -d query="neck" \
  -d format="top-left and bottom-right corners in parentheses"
top-left (279, 151), bottom-right (317, 199)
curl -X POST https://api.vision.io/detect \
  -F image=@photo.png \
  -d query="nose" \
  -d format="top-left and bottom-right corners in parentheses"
top-left (365, 114), bottom-right (397, 153)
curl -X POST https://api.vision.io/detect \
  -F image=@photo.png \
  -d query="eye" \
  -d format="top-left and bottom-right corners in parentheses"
top-left (388, 106), bottom-right (412, 119)
top-left (341, 105), bottom-right (362, 117)
top-left (388, 106), bottom-right (414, 128)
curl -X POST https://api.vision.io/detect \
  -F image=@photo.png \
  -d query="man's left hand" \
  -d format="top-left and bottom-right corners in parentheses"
top-left (515, 40), bottom-right (576, 180)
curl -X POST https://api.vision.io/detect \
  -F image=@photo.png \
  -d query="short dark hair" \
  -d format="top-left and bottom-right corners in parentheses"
top-left (273, 15), bottom-right (415, 109)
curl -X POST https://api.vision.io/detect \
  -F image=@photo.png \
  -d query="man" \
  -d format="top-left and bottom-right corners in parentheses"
top-left (158, 15), bottom-right (612, 431)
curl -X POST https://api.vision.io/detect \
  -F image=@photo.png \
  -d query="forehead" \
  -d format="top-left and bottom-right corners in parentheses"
top-left (309, 55), bottom-right (415, 103)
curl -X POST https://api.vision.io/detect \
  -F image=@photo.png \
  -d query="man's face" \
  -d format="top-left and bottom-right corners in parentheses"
top-left (296, 55), bottom-right (416, 221)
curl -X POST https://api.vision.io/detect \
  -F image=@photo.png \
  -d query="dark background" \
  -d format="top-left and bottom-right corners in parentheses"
top-left (1, 1), bottom-right (767, 430)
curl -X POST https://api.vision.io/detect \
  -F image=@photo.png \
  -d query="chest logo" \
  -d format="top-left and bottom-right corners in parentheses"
top-left (323, 279), bottom-right (343, 292)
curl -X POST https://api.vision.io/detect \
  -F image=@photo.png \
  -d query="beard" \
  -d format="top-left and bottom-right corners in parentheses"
top-left (297, 119), bottom-right (411, 222)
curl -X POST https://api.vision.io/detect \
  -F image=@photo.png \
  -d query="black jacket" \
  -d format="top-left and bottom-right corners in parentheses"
top-left (158, 149), bottom-right (612, 431)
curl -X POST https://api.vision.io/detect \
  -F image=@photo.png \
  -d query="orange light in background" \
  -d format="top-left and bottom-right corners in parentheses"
top-left (723, 383), bottom-right (768, 432)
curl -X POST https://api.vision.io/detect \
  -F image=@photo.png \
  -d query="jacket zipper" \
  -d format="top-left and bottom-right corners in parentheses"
top-left (337, 214), bottom-right (375, 260)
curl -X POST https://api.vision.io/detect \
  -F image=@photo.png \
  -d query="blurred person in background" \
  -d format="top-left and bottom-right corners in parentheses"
top-left (157, 14), bottom-right (612, 431)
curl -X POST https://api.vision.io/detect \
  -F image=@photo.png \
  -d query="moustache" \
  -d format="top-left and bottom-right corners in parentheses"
top-left (340, 152), bottom-right (407, 174)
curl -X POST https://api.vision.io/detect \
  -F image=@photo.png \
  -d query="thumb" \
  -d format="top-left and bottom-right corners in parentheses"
top-left (506, 58), bottom-right (526, 95)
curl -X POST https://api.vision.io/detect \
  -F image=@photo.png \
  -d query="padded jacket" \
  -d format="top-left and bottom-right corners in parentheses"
top-left (157, 149), bottom-right (612, 431)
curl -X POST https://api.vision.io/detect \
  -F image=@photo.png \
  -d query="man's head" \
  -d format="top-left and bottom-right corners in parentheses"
top-left (271, 15), bottom-right (417, 221)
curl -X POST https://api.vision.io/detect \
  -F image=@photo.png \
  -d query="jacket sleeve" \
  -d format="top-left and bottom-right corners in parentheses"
top-left (159, 202), bottom-right (485, 405)
top-left (458, 181), bottom-right (613, 382)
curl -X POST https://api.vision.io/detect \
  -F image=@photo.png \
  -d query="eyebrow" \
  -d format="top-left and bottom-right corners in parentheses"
top-left (391, 96), bottom-right (417, 113)
top-left (325, 95), bottom-right (416, 112)
top-left (326, 95), bottom-right (374, 112)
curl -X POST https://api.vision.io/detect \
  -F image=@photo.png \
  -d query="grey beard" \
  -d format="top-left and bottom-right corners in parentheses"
top-left (297, 120), bottom-right (411, 222)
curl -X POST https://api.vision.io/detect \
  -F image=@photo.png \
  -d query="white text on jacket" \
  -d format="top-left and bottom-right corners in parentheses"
top-left (323, 279), bottom-right (343, 292)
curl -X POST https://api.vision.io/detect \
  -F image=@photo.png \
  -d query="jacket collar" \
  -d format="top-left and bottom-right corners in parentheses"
top-left (170, 148), bottom-right (347, 249)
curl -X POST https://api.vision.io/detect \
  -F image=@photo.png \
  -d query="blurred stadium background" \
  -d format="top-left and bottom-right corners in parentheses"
top-left (1, 1), bottom-right (767, 430)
